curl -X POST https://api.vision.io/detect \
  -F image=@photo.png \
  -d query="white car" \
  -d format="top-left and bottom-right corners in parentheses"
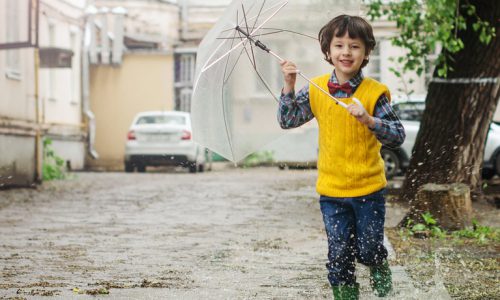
top-left (382, 96), bottom-right (500, 179)
top-left (124, 111), bottom-right (205, 173)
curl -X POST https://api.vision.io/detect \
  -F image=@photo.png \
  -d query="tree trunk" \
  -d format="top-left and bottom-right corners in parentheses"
top-left (399, 0), bottom-right (500, 225)
top-left (415, 183), bottom-right (472, 230)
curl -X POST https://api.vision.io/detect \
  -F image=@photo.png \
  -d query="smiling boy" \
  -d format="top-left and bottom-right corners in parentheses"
top-left (279, 15), bottom-right (405, 299)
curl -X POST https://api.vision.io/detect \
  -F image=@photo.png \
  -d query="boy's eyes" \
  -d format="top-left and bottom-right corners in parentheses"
top-left (333, 44), bottom-right (361, 49)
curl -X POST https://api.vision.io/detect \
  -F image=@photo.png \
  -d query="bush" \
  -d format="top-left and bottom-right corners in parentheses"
top-left (42, 138), bottom-right (66, 181)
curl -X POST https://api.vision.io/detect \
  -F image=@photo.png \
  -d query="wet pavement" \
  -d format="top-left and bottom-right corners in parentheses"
top-left (0, 165), bottom-right (450, 299)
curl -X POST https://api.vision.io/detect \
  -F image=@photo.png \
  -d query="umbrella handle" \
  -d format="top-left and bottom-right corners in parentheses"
top-left (298, 72), bottom-right (349, 109)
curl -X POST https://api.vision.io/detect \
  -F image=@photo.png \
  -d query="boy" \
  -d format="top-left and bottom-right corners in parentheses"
top-left (279, 15), bottom-right (405, 299)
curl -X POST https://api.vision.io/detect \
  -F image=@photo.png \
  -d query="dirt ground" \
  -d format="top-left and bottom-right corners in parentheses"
top-left (0, 166), bottom-right (497, 299)
top-left (384, 179), bottom-right (499, 300)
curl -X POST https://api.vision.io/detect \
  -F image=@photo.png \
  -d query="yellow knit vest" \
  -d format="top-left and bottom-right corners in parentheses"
top-left (310, 74), bottom-right (390, 197)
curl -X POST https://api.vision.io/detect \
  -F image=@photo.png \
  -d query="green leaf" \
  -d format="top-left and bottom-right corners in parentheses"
top-left (412, 223), bottom-right (427, 231)
top-left (431, 226), bottom-right (443, 237)
top-left (466, 5), bottom-right (476, 16)
top-left (422, 212), bottom-right (437, 225)
top-left (437, 66), bottom-right (447, 77)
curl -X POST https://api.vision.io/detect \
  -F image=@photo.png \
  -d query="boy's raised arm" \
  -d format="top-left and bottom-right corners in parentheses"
top-left (280, 60), bottom-right (298, 94)
top-left (277, 60), bottom-right (314, 129)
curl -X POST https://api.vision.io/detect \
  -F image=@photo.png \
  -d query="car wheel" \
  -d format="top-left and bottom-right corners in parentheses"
top-left (381, 149), bottom-right (400, 180)
top-left (124, 162), bottom-right (134, 173)
top-left (278, 163), bottom-right (287, 170)
top-left (198, 163), bottom-right (205, 173)
top-left (495, 152), bottom-right (500, 177)
top-left (137, 164), bottom-right (146, 173)
top-left (189, 162), bottom-right (197, 173)
top-left (482, 168), bottom-right (495, 180)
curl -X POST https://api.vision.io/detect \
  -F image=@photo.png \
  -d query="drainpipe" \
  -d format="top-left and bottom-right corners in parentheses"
top-left (34, 1), bottom-right (41, 183)
top-left (83, 4), bottom-right (99, 159)
top-left (34, 47), bottom-right (42, 182)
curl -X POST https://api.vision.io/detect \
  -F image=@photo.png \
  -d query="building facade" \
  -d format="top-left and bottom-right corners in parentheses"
top-left (86, 0), bottom-right (179, 170)
top-left (38, 0), bottom-right (87, 171)
top-left (0, 0), bottom-right (86, 186)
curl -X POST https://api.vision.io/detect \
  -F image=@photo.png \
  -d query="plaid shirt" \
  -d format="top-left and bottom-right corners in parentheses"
top-left (278, 71), bottom-right (405, 148)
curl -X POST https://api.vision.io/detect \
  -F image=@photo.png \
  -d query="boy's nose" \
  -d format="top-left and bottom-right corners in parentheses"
top-left (341, 49), bottom-right (351, 56)
top-left (341, 46), bottom-right (351, 55)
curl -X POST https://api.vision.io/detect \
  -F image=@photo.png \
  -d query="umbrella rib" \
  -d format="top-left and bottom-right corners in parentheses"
top-left (249, 1), bottom-right (287, 36)
top-left (223, 39), bottom-right (252, 84)
top-left (251, 0), bottom-right (266, 33)
top-left (220, 90), bottom-right (235, 161)
top-left (238, 32), bottom-right (257, 69)
top-left (222, 16), bottom-right (244, 83)
top-left (215, 28), bottom-right (317, 41)
top-left (240, 5), bottom-right (257, 69)
top-left (218, 0), bottom-right (284, 35)
top-left (237, 21), bottom-right (279, 103)
top-left (253, 67), bottom-right (280, 103)
top-left (219, 17), bottom-right (247, 161)
top-left (251, 28), bottom-right (318, 40)
top-left (201, 1), bottom-right (288, 73)
top-left (242, 4), bottom-right (250, 39)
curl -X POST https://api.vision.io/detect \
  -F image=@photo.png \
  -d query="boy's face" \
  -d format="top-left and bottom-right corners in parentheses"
top-left (328, 32), bottom-right (368, 82)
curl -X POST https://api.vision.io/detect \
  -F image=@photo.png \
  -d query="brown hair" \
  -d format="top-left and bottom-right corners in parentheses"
top-left (318, 15), bottom-right (376, 68)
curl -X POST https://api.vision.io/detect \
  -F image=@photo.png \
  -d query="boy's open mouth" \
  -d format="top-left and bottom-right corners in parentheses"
top-left (340, 60), bottom-right (354, 66)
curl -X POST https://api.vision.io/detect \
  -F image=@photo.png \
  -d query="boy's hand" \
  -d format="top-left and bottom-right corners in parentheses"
top-left (280, 60), bottom-right (298, 94)
top-left (348, 98), bottom-right (376, 129)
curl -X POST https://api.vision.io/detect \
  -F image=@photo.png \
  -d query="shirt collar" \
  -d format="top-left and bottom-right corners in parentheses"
top-left (329, 70), bottom-right (364, 88)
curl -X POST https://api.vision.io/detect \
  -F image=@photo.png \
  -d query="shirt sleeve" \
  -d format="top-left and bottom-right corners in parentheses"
top-left (370, 95), bottom-right (406, 148)
top-left (277, 85), bottom-right (315, 129)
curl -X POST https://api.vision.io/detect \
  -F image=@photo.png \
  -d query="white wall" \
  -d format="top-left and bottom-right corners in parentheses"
top-left (0, 0), bottom-right (38, 186)
top-left (37, 0), bottom-right (86, 170)
top-left (39, 0), bottom-right (84, 125)
top-left (95, 0), bottom-right (180, 49)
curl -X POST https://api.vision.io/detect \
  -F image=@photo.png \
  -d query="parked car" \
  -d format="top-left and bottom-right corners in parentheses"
top-left (382, 96), bottom-right (500, 179)
top-left (124, 111), bottom-right (205, 173)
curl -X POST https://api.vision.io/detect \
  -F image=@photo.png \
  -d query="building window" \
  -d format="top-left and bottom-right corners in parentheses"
top-left (5, 0), bottom-right (21, 80)
top-left (179, 88), bottom-right (192, 112)
top-left (175, 52), bottom-right (196, 112)
top-left (175, 53), bottom-right (195, 85)
top-left (364, 41), bottom-right (381, 81)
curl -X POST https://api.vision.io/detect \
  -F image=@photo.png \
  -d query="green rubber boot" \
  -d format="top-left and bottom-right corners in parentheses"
top-left (370, 260), bottom-right (393, 297)
top-left (332, 283), bottom-right (359, 300)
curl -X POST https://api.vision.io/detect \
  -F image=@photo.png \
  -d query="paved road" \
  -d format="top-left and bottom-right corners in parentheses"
top-left (0, 166), bottom-right (449, 299)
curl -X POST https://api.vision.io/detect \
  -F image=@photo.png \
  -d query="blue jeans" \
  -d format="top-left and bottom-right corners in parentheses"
top-left (319, 189), bottom-right (388, 286)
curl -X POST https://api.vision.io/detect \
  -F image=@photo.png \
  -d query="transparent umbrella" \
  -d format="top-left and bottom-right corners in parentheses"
top-left (191, 0), bottom-right (360, 162)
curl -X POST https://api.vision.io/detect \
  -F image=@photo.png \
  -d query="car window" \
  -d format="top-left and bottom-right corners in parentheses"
top-left (393, 102), bottom-right (425, 121)
top-left (136, 115), bottom-right (186, 125)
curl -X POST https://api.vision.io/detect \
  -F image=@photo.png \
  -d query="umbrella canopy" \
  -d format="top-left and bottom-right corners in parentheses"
top-left (191, 0), bottom-right (360, 162)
